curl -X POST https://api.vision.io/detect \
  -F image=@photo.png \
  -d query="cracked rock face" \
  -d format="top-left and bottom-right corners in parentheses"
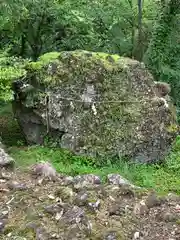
top-left (12, 50), bottom-right (177, 163)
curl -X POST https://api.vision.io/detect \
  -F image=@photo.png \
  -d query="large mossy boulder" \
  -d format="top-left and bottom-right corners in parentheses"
top-left (12, 50), bottom-right (178, 163)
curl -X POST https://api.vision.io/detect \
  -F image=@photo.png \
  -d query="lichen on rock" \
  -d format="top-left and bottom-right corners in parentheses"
top-left (12, 50), bottom-right (178, 163)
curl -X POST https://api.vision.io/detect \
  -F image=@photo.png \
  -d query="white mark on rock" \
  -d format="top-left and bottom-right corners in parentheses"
top-left (159, 97), bottom-right (169, 108)
top-left (70, 101), bottom-right (74, 109)
top-left (133, 231), bottom-right (140, 239)
top-left (81, 84), bottom-right (95, 104)
top-left (92, 103), bottom-right (97, 115)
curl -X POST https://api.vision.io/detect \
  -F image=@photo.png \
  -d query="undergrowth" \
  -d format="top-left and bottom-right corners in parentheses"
top-left (0, 101), bottom-right (180, 195)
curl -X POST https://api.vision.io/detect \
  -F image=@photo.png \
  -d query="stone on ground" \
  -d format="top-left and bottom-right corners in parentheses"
top-left (0, 142), bottom-right (14, 168)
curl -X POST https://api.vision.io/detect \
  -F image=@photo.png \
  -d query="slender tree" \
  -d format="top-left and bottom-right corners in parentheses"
top-left (136, 0), bottom-right (143, 61)
top-left (144, 0), bottom-right (180, 79)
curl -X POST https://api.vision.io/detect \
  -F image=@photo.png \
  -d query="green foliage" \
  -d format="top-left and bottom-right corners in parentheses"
top-left (0, 49), bottom-right (28, 101)
top-left (0, 0), bottom-right (157, 60)
top-left (144, 1), bottom-right (180, 110)
top-left (165, 136), bottom-right (180, 171)
top-left (8, 140), bottom-right (180, 194)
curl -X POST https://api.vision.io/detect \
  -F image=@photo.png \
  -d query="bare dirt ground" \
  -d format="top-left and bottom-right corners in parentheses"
top-left (0, 167), bottom-right (180, 240)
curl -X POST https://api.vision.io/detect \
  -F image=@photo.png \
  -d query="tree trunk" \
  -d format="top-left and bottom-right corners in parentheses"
top-left (135, 0), bottom-right (143, 61)
top-left (20, 34), bottom-right (26, 57)
top-left (144, 0), bottom-right (180, 79)
top-left (126, 0), bottom-right (136, 59)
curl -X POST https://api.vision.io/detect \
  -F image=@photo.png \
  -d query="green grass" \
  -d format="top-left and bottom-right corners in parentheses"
top-left (8, 145), bottom-right (180, 194)
top-left (1, 101), bottom-right (180, 195)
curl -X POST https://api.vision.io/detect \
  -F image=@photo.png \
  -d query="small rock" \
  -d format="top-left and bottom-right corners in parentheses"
top-left (104, 185), bottom-right (120, 196)
top-left (48, 194), bottom-right (55, 200)
top-left (55, 187), bottom-right (74, 201)
top-left (96, 185), bottom-right (108, 198)
top-left (73, 181), bottom-right (91, 191)
top-left (0, 179), bottom-right (6, 183)
top-left (73, 174), bottom-right (101, 185)
top-left (159, 211), bottom-right (179, 222)
top-left (26, 222), bottom-right (39, 230)
top-left (37, 178), bottom-right (44, 185)
top-left (133, 231), bottom-right (140, 240)
top-left (44, 203), bottom-right (63, 215)
top-left (0, 219), bottom-right (7, 233)
top-left (0, 185), bottom-right (9, 192)
top-left (167, 193), bottom-right (180, 202)
top-left (145, 191), bottom-right (162, 208)
top-left (8, 237), bottom-right (27, 240)
top-left (108, 203), bottom-right (125, 216)
top-left (73, 191), bottom-right (88, 206)
top-left (51, 233), bottom-right (61, 239)
top-left (61, 176), bottom-right (74, 185)
top-left (133, 200), bottom-right (149, 215)
top-left (104, 231), bottom-right (117, 240)
top-left (0, 146), bottom-right (15, 169)
top-left (7, 181), bottom-right (28, 191)
top-left (73, 214), bottom-right (92, 236)
top-left (36, 227), bottom-right (50, 240)
top-left (109, 195), bottom-right (116, 202)
top-left (175, 204), bottom-right (180, 211)
top-left (1, 210), bottom-right (8, 215)
top-left (31, 161), bottom-right (57, 181)
top-left (0, 171), bottom-right (11, 180)
top-left (119, 185), bottom-right (135, 197)
top-left (107, 174), bottom-right (135, 187)
top-left (105, 184), bottom-right (135, 199)
top-left (0, 210), bottom-right (9, 219)
top-left (88, 199), bottom-right (101, 212)
top-left (62, 206), bottom-right (84, 224)
top-left (55, 210), bottom-right (64, 220)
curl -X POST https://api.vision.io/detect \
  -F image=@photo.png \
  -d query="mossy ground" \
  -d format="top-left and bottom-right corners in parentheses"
top-left (0, 101), bottom-right (180, 195)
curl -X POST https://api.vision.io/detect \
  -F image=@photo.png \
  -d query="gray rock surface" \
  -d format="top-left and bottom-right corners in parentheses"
top-left (12, 50), bottom-right (178, 163)
top-left (0, 142), bottom-right (14, 168)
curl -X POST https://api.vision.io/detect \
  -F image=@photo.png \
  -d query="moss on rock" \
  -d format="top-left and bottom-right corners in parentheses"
top-left (12, 50), bottom-right (178, 163)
